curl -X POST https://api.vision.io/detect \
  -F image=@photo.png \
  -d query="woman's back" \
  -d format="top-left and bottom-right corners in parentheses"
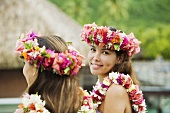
top-left (14, 31), bottom-right (85, 113)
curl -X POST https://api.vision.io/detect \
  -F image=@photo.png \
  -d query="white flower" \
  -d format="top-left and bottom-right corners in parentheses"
top-left (109, 72), bottom-right (119, 80)
top-left (103, 78), bottom-right (111, 86)
top-left (29, 110), bottom-right (36, 113)
top-left (81, 106), bottom-right (90, 111)
top-left (43, 108), bottom-right (50, 113)
top-left (99, 88), bottom-right (107, 95)
top-left (132, 104), bottom-right (138, 111)
top-left (22, 97), bottom-right (31, 107)
top-left (17, 93), bottom-right (50, 113)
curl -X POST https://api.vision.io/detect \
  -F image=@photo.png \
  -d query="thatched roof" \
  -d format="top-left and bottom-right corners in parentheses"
top-left (0, 0), bottom-right (89, 69)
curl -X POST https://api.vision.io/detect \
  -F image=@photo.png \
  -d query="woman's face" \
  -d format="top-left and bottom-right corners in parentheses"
top-left (88, 45), bottom-right (118, 77)
top-left (23, 61), bottom-right (38, 86)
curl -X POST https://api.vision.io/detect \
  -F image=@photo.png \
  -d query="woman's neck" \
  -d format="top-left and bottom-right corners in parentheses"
top-left (98, 74), bottom-right (109, 82)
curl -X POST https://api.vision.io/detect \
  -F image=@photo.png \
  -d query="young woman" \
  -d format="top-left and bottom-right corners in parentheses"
top-left (14, 30), bottom-right (88, 113)
top-left (81, 23), bottom-right (147, 113)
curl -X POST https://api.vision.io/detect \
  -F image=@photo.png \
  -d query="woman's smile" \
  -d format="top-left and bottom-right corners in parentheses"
top-left (90, 63), bottom-right (103, 70)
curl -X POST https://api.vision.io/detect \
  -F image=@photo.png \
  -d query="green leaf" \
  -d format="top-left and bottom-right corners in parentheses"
top-left (114, 44), bottom-right (120, 51)
top-left (23, 108), bottom-right (29, 112)
top-left (119, 38), bottom-right (123, 44)
top-left (67, 42), bottom-right (72, 46)
top-left (89, 35), bottom-right (94, 44)
top-left (41, 49), bottom-right (47, 55)
top-left (64, 67), bottom-right (70, 74)
top-left (45, 54), bottom-right (50, 58)
top-left (24, 42), bottom-right (32, 50)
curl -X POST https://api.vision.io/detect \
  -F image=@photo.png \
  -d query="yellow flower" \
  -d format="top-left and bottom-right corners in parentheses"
top-left (22, 52), bottom-right (27, 59)
top-left (128, 84), bottom-right (135, 92)
top-left (35, 46), bottom-right (40, 51)
top-left (103, 79), bottom-right (111, 86)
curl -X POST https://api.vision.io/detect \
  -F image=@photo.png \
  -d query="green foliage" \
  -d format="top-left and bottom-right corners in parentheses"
top-left (49, 0), bottom-right (170, 60)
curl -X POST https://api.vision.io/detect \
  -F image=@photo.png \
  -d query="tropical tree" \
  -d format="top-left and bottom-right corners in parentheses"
top-left (97, 0), bottom-right (130, 25)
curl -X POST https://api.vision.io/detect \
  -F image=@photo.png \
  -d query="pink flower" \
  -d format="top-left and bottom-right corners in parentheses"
top-left (81, 22), bottom-right (97, 45)
top-left (129, 89), bottom-right (137, 99)
top-left (120, 37), bottom-right (129, 49)
top-left (43, 57), bottom-right (54, 69)
top-left (52, 54), bottom-right (64, 75)
top-left (29, 31), bottom-right (38, 38)
top-left (23, 93), bottom-right (30, 98)
top-left (84, 22), bottom-right (97, 29)
top-left (67, 53), bottom-right (82, 75)
top-left (126, 33), bottom-right (141, 56)
top-left (15, 40), bottom-right (25, 54)
top-left (134, 98), bottom-right (144, 105)
top-left (131, 92), bottom-right (143, 100)
top-left (71, 65), bottom-right (81, 75)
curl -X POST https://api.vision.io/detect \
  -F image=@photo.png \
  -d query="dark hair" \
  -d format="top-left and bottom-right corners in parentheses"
top-left (109, 27), bottom-right (139, 85)
top-left (28, 35), bottom-right (82, 113)
top-left (112, 50), bottom-right (139, 85)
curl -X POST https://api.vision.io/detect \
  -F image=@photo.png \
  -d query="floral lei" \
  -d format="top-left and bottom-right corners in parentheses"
top-left (15, 30), bottom-right (85, 76)
top-left (16, 93), bottom-right (50, 113)
top-left (79, 72), bottom-right (147, 113)
top-left (81, 23), bottom-right (141, 57)
top-left (16, 72), bottom-right (147, 113)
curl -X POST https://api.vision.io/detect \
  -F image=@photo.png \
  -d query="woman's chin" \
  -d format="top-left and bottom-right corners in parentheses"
top-left (90, 70), bottom-right (100, 76)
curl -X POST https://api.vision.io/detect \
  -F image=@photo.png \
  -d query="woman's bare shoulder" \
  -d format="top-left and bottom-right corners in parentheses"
top-left (104, 84), bottom-right (130, 112)
top-left (106, 84), bottom-right (128, 97)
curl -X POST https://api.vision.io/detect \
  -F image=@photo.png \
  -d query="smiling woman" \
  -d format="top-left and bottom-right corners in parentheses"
top-left (80, 23), bottom-right (147, 113)
top-left (88, 45), bottom-right (117, 79)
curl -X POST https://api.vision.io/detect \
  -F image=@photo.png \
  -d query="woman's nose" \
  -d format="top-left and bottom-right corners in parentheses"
top-left (93, 52), bottom-right (100, 61)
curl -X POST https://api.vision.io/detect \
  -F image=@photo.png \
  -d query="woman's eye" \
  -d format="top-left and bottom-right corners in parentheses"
top-left (90, 48), bottom-right (96, 52)
top-left (103, 51), bottom-right (109, 55)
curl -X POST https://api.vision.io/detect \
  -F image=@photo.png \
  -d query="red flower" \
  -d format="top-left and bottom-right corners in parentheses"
top-left (134, 98), bottom-right (144, 105)
top-left (124, 77), bottom-right (132, 89)
top-left (29, 103), bottom-right (36, 110)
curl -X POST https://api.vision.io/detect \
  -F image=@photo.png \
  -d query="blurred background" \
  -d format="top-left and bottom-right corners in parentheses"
top-left (0, 0), bottom-right (170, 113)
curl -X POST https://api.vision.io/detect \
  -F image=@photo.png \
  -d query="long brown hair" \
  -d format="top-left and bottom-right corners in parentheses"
top-left (109, 27), bottom-right (139, 85)
top-left (28, 35), bottom-right (82, 113)
top-left (112, 50), bottom-right (139, 85)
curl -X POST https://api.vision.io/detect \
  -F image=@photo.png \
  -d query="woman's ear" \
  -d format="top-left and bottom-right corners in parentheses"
top-left (33, 68), bottom-right (38, 76)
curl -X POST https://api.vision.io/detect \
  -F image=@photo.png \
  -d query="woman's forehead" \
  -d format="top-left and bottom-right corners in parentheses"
top-left (90, 44), bottom-right (112, 51)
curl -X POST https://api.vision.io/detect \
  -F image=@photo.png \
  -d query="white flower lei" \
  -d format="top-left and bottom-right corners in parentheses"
top-left (79, 72), bottom-right (147, 113)
top-left (16, 72), bottom-right (147, 113)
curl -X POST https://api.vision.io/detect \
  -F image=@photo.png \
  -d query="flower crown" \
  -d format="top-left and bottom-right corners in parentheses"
top-left (15, 30), bottom-right (85, 76)
top-left (81, 23), bottom-right (141, 56)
